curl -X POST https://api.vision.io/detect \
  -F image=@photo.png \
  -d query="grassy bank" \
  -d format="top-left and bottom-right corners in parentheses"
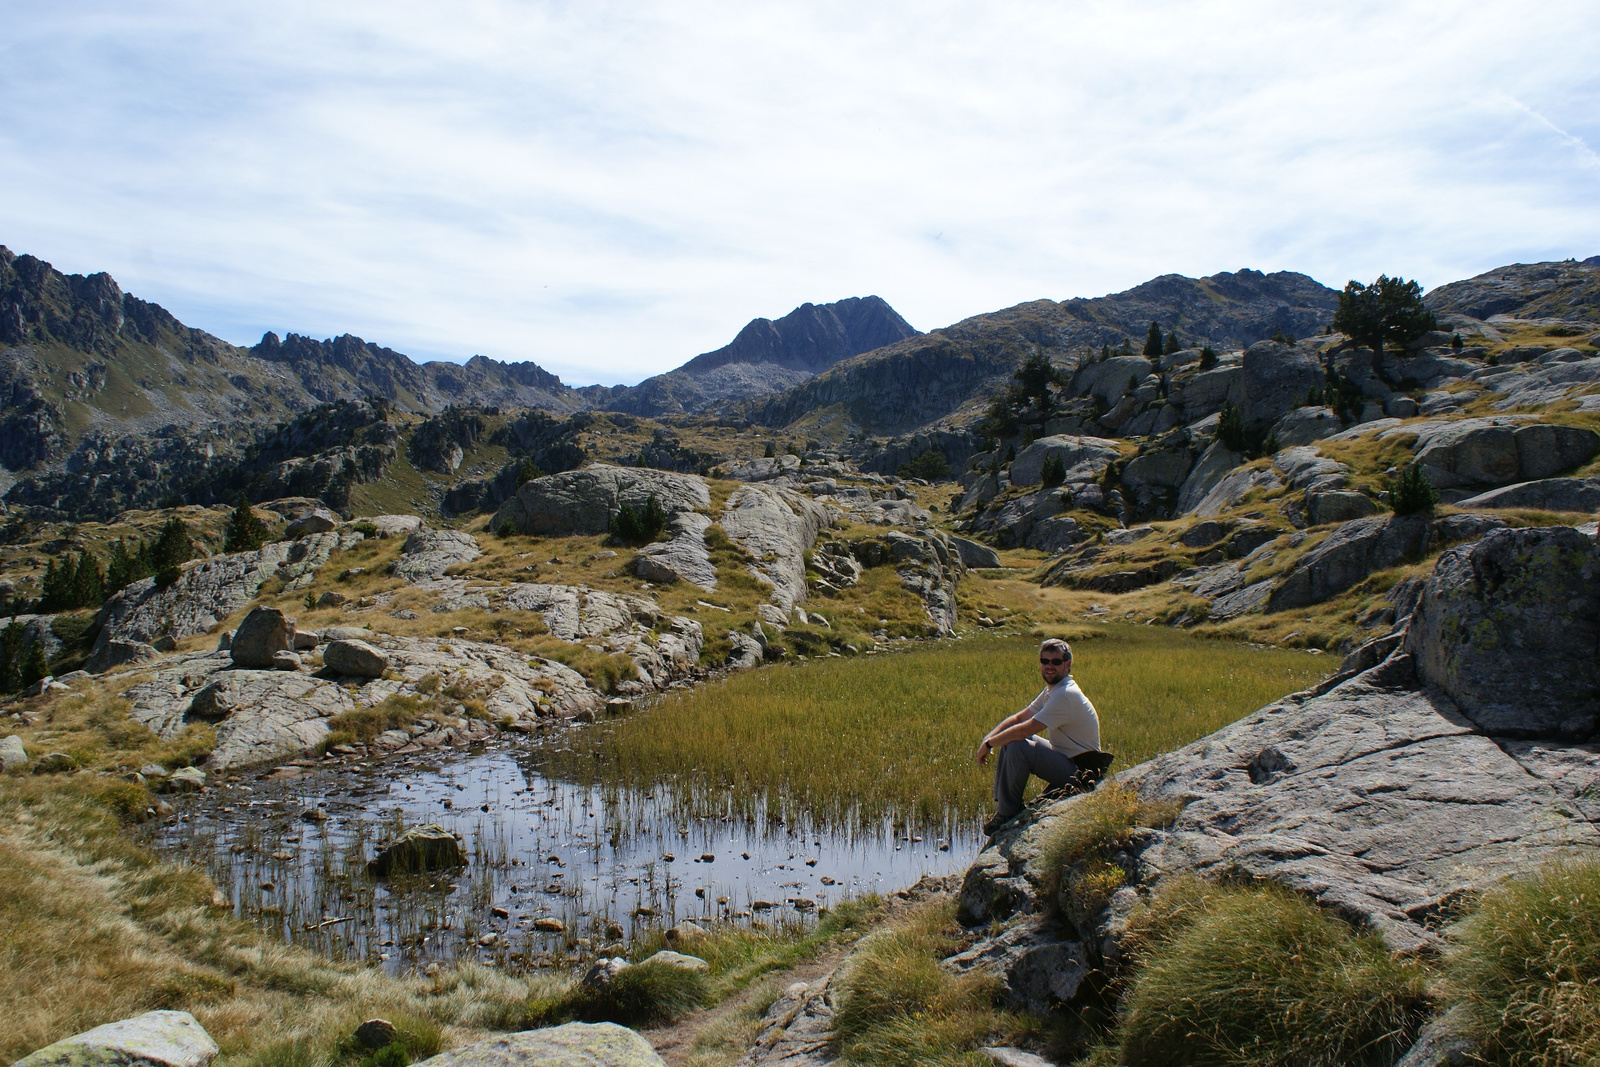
top-left (541, 629), bottom-right (1330, 826)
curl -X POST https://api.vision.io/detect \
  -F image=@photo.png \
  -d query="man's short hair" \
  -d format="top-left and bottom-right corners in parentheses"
top-left (1039, 638), bottom-right (1072, 662)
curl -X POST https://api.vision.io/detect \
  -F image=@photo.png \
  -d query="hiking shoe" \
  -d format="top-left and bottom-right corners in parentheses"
top-left (982, 812), bottom-right (1015, 837)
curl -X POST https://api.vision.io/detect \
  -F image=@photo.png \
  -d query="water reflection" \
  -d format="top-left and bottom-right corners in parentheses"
top-left (146, 740), bottom-right (979, 975)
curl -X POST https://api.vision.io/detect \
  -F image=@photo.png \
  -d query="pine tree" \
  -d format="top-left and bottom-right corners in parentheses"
top-left (1163, 330), bottom-right (1180, 355)
top-left (70, 551), bottom-right (105, 608)
top-left (1143, 321), bottom-right (1164, 357)
top-left (0, 621), bottom-right (22, 692)
top-left (1218, 401), bottom-right (1248, 453)
top-left (223, 493), bottom-right (268, 553)
top-left (1389, 464), bottom-right (1439, 515)
top-left (106, 538), bottom-right (147, 593)
top-left (1199, 346), bottom-right (1219, 371)
top-left (20, 638), bottom-right (48, 689)
top-left (39, 558), bottom-right (74, 612)
top-left (150, 518), bottom-right (195, 572)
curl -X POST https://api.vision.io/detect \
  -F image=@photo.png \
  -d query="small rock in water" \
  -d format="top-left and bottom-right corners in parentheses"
top-left (662, 853), bottom-right (675, 862)
top-left (491, 906), bottom-right (510, 919)
top-left (751, 900), bottom-right (776, 910)
top-left (665, 921), bottom-right (708, 944)
top-left (533, 917), bottom-right (565, 932)
top-left (700, 853), bottom-right (715, 862)
top-left (260, 882), bottom-right (275, 892)
top-left (790, 898), bottom-right (817, 911)
top-left (301, 808), bottom-right (329, 823)
top-left (634, 906), bottom-right (657, 917)
top-left (367, 824), bottom-right (465, 877)
top-left (820, 876), bottom-right (836, 886)
top-left (805, 858), bottom-right (817, 867)
top-left (270, 851), bottom-right (294, 861)
top-left (478, 933), bottom-right (500, 947)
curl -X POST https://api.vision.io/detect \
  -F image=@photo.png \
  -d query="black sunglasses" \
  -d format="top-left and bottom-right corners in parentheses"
top-left (1039, 657), bottom-right (1068, 666)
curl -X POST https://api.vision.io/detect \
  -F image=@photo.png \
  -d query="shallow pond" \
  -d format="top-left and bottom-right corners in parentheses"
top-left (147, 740), bottom-right (979, 975)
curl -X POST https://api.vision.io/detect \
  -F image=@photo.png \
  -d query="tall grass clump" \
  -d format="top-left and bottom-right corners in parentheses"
top-left (1110, 879), bottom-right (1427, 1067)
top-left (543, 631), bottom-right (1328, 827)
top-left (526, 899), bottom-right (884, 1030)
top-left (1039, 783), bottom-right (1181, 930)
top-left (832, 899), bottom-right (1011, 1067)
top-left (1448, 859), bottom-right (1600, 1065)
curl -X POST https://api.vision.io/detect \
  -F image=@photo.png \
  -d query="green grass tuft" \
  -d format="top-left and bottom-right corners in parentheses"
top-left (1039, 782), bottom-right (1182, 930)
top-left (1112, 880), bottom-right (1427, 1067)
top-left (1448, 859), bottom-right (1600, 1065)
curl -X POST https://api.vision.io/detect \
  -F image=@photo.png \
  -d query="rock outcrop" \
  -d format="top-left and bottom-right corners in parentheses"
top-left (720, 484), bottom-right (832, 610)
top-left (390, 529), bottom-right (482, 582)
top-left (491, 465), bottom-right (710, 537)
top-left (633, 511), bottom-right (717, 590)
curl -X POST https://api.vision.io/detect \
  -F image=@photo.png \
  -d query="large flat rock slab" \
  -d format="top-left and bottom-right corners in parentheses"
top-left (492, 465), bottom-right (710, 537)
top-left (1123, 655), bottom-right (1600, 951)
top-left (416, 1023), bottom-right (666, 1067)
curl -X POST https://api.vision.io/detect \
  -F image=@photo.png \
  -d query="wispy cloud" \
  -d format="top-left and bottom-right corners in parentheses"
top-left (1, 1), bottom-right (1597, 384)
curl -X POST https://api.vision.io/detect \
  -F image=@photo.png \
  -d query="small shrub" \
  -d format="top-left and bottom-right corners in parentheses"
top-left (351, 520), bottom-right (379, 537)
top-left (609, 495), bottom-right (667, 546)
top-left (1198, 345), bottom-right (1218, 370)
top-left (1217, 400), bottom-right (1248, 453)
top-left (1040, 453), bottom-right (1067, 489)
top-left (496, 521), bottom-right (514, 538)
top-left (1388, 463), bottom-right (1439, 515)
top-left (1448, 859), bottom-right (1600, 1064)
top-left (897, 449), bottom-right (952, 482)
top-left (1115, 882), bottom-right (1427, 1066)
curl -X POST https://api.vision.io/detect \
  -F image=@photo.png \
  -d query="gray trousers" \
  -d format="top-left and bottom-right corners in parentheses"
top-left (994, 737), bottom-right (1079, 818)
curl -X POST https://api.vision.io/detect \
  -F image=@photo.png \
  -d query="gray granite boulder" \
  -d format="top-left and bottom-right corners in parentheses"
top-left (1071, 356), bottom-right (1155, 407)
top-left (415, 1024), bottom-right (666, 1067)
top-left (949, 535), bottom-right (1001, 569)
top-left (1455, 478), bottom-right (1600, 513)
top-left (230, 607), bottom-right (294, 668)
top-left (323, 638), bottom-right (388, 678)
top-left (390, 529), bottom-right (482, 582)
top-left (1, 734), bottom-right (27, 772)
top-left (633, 511), bottom-right (717, 590)
top-left (1191, 464), bottom-right (1282, 518)
top-left (1392, 418), bottom-right (1600, 488)
top-left (284, 508), bottom-right (338, 537)
top-left (368, 514), bottom-right (424, 538)
top-left (1174, 442), bottom-right (1244, 514)
top-left (15, 1011), bottom-right (218, 1067)
top-left (943, 916), bottom-right (1090, 1014)
top-left (735, 974), bottom-right (836, 1067)
top-left (1408, 526), bottom-right (1600, 739)
top-left (491, 464), bottom-right (710, 537)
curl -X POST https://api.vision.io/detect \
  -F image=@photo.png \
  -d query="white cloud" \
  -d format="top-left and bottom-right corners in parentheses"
top-left (0, 0), bottom-right (1596, 384)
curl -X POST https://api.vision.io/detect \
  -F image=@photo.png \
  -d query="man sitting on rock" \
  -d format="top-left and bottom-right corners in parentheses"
top-left (975, 637), bottom-right (1101, 836)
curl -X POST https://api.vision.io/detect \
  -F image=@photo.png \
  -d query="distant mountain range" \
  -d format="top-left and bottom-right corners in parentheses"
top-left (4, 239), bottom-right (1599, 515)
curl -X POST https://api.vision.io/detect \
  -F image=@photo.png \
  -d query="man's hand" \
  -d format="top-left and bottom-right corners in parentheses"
top-left (975, 739), bottom-right (992, 766)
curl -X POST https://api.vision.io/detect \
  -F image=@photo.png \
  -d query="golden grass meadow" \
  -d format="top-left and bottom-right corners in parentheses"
top-left (543, 629), bottom-right (1332, 826)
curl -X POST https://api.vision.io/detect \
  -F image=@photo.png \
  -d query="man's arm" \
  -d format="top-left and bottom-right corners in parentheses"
top-left (976, 708), bottom-right (1044, 765)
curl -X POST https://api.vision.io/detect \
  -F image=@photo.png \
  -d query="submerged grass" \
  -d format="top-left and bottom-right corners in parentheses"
top-left (545, 630), bottom-right (1329, 826)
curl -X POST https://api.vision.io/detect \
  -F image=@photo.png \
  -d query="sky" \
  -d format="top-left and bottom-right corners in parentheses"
top-left (1, 2), bottom-right (1598, 386)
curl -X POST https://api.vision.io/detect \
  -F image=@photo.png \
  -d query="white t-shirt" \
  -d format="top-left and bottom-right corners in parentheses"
top-left (1027, 676), bottom-right (1100, 756)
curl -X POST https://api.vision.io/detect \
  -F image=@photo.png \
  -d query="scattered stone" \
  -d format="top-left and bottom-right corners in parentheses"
top-left (285, 509), bottom-right (339, 538)
top-left (271, 650), bottom-right (302, 671)
top-left (665, 921), bottom-right (708, 944)
top-left (368, 824), bottom-right (465, 876)
top-left (230, 607), bottom-right (294, 669)
top-left (14, 1010), bottom-right (219, 1067)
top-left (165, 766), bottom-right (206, 792)
top-left (86, 639), bottom-right (161, 674)
top-left (641, 949), bottom-right (710, 972)
top-left (139, 763), bottom-right (168, 778)
top-left (292, 629), bottom-right (321, 649)
top-left (354, 1019), bottom-right (398, 1051)
top-left (32, 752), bottom-right (78, 774)
top-left (979, 1048), bottom-right (1057, 1067)
top-left (2, 734), bottom-right (29, 772)
top-left (533, 917), bottom-right (566, 932)
top-left (410, 1023), bottom-right (667, 1067)
top-left (317, 591), bottom-right (348, 608)
top-left (323, 639), bottom-right (388, 678)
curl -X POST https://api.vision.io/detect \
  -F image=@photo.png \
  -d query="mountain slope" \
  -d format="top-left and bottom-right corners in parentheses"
top-left (750, 269), bottom-right (1339, 435)
top-left (590, 296), bottom-right (917, 416)
top-left (1425, 257), bottom-right (1600, 322)
top-left (0, 245), bottom-right (585, 494)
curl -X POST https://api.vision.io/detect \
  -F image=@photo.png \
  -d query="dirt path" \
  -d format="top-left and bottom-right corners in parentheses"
top-left (641, 946), bottom-right (849, 1066)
